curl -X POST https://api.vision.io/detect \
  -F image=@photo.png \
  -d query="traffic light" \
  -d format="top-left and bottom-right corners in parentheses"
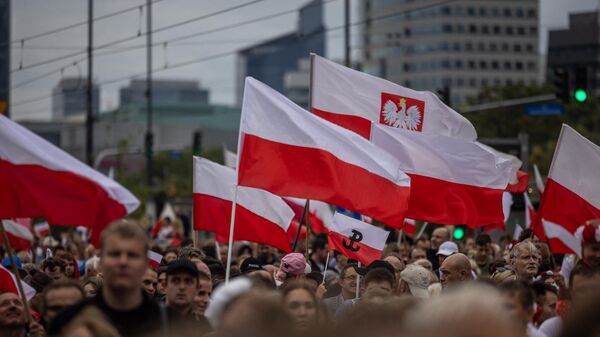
top-left (192, 130), bottom-right (203, 154)
top-left (437, 86), bottom-right (451, 106)
top-left (453, 226), bottom-right (465, 240)
top-left (574, 67), bottom-right (588, 103)
top-left (144, 132), bottom-right (154, 159)
top-left (553, 67), bottom-right (570, 103)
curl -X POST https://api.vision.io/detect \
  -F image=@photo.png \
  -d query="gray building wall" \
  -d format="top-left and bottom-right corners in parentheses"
top-left (360, 0), bottom-right (540, 106)
top-left (120, 79), bottom-right (209, 106)
top-left (547, 11), bottom-right (600, 99)
top-left (52, 77), bottom-right (100, 120)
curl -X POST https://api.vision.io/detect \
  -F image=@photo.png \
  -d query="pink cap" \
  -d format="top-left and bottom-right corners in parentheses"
top-left (280, 253), bottom-right (307, 276)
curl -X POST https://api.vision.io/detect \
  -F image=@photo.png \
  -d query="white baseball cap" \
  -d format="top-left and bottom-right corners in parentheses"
top-left (436, 241), bottom-right (459, 257)
top-left (400, 264), bottom-right (430, 299)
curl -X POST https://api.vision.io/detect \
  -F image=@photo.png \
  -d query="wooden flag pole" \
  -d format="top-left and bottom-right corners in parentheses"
top-left (224, 186), bottom-right (239, 284)
top-left (321, 250), bottom-right (330, 285)
top-left (0, 220), bottom-right (33, 324)
top-left (291, 200), bottom-right (310, 252)
top-left (355, 261), bottom-right (361, 299)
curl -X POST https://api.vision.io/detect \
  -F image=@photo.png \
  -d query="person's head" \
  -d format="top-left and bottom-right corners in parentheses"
top-left (431, 227), bottom-right (450, 249)
top-left (569, 262), bottom-right (600, 303)
top-left (399, 264), bottom-right (430, 298)
top-left (510, 240), bottom-right (540, 281)
top-left (409, 247), bottom-right (426, 263)
top-left (163, 246), bottom-right (179, 264)
top-left (41, 257), bottom-right (66, 281)
top-left (339, 263), bottom-right (359, 299)
top-left (240, 257), bottom-right (263, 275)
top-left (156, 266), bottom-right (168, 296)
top-left (141, 267), bottom-right (158, 297)
top-left (276, 253), bottom-right (308, 284)
top-left (0, 292), bottom-right (26, 330)
top-left (84, 256), bottom-right (100, 277)
top-left (53, 245), bottom-right (67, 260)
top-left (439, 253), bottom-right (472, 289)
top-left (281, 281), bottom-right (320, 331)
top-left (415, 236), bottom-right (430, 250)
top-left (498, 281), bottom-right (535, 329)
top-left (99, 219), bottom-right (149, 293)
top-left (304, 272), bottom-right (324, 293)
top-left (192, 271), bottom-right (212, 317)
top-left (475, 234), bottom-right (492, 264)
top-left (59, 306), bottom-right (120, 337)
top-left (43, 279), bottom-right (85, 323)
top-left (383, 255), bottom-right (405, 286)
top-left (364, 268), bottom-right (395, 295)
top-left (82, 276), bottom-right (102, 298)
top-left (310, 234), bottom-right (328, 262)
top-left (190, 258), bottom-right (211, 281)
top-left (63, 255), bottom-right (77, 278)
top-left (560, 290), bottom-right (600, 337)
top-left (577, 223), bottom-right (600, 267)
top-left (165, 259), bottom-right (199, 312)
top-left (531, 281), bottom-right (558, 325)
top-left (436, 241), bottom-right (459, 266)
top-left (413, 258), bottom-right (433, 271)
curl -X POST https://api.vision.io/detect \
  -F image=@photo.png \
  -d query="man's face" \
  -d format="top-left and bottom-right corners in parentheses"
top-left (64, 259), bottom-right (75, 277)
top-left (410, 248), bottom-right (426, 262)
top-left (501, 292), bottom-right (529, 329)
top-left (340, 267), bottom-right (358, 296)
top-left (142, 269), bottom-right (158, 297)
top-left (157, 272), bottom-right (167, 296)
top-left (475, 244), bottom-right (491, 264)
top-left (571, 273), bottom-right (600, 302)
top-left (439, 261), bottom-right (464, 289)
top-left (583, 242), bottom-right (600, 266)
top-left (539, 291), bottom-right (558, 324)
top-left (365, 281), bottom-right (393, 295)
top-left (99, 236), bottom-right (148, 292)
top-left (431, 228), bottom-right (449, 249)
top-left (44, 287), bottom-right (83, 322)
top-left (164, 252), bottom-right (178, 264)
top-left (44, 265), bottom-right (65, 281)
top-left (166, 272), bottom-right (198, 309)
top-left (0, 293), bottom-right (26, 328)
top-left (193, 278), bottom-right (212, 316)
top-left (512, 249), bottom-right (540, 280)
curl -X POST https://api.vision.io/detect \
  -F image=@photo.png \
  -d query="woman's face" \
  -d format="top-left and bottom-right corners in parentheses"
top-left (284, 288), bottom-right (317, 331)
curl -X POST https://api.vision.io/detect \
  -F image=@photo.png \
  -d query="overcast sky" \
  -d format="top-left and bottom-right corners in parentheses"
top-left (9, 0), bottom-right (599, 121)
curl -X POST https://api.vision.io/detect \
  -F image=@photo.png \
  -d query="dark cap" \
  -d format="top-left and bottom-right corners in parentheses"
top-left (240, 257), bottom-right (263, 274)
top-left (355, 260), bottom-right (395, 276)
top-left (166, 259), bottom-right (199, 278)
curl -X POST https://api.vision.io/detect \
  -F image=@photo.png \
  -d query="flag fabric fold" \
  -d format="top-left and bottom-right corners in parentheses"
top-left (237, 77), bottom-right (411, 229)
top-left (328, 212), bottom-right (390, 265)
top-left (310, 54), bottom-right (477, 141)
top-left (147, 250), bottom-right (163, 269)
top-left (0, 265), bottom-right (36, 300)
top-left (0, 220), bottom-right (33, 251)
top-left (0, 115), bottom-right (139, 245)
top-left (371, 124), bottom-right (512, 228)
top-left (284, 198), bottom-right (332, 234)
top-left (193, 156), bottom-right (294, 252)
top-left (535, 125), bottom-right (600, 254)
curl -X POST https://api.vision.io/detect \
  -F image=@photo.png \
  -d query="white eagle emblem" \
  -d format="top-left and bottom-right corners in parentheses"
top-left (381, 98), bottom-right (422, 131)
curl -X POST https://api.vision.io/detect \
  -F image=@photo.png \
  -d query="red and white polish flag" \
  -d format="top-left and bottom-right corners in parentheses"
top-left (403, 218), bottom-right (417, 237)
top-left (524, 192), bottom-right (537, 229)
top-left (535, 125), bottom-right (600, 255)
top-left (283, 197), bottom-right (333, 234)
top-left (147, 250), bottom-right (163, 269)
top-left (0, 220), bottom-right (33, 251)
top-left (533, 164), bottom-right (545, 194)
top-left (328, 212), bottom-right (390, 265)
top-left (193, 156), bottom-right (294, 253)
top-left (237, 77), bottom-right (411, 229)
top-left (310, 54), bottom-right (477, 141)
top-left (0, 265), bottom-right (36, 300)
top-left (0, 115), bottom-right (140, 245)
top-left (33, 222), bottom-right (50, 237)
top-left (371, 124), bottom-right (512, 228)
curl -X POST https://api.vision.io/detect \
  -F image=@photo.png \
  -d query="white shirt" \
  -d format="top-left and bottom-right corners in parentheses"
top-left (539, 317), bottom-right (562, 337)
top-left (528, 323), bottom-right (547, 337)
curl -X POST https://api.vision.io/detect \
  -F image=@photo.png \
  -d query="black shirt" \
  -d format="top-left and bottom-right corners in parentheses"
top-left (48, 290), bottom-right (165, 337)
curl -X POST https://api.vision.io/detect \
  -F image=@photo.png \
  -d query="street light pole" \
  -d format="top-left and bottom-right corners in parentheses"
top-left (145, 0), bottom-right (153, 186)
top-left (85, 0), bottom-right (94, 166)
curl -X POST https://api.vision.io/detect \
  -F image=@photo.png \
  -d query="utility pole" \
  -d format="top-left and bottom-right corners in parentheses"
top-left (145, 0), bottom-right (154, 186)
top-left (85, 0), bottom-right (93, 165)
top-left (344, 0), bottom-right (350, 67)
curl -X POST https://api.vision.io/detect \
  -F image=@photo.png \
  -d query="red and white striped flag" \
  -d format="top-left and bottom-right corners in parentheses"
top-left (147, 250), bottom-right (163, 269)
top-left (524, 192), bottom-right (537, 229)
top-left (33, 222), bottom-right (50, 237)
top-left (284, 198), bottom-right (333, 234)
top-left (0, 220), bottom-right (33, 251)
top-left (403, 219), bottom-right (417, 237)
top-left (193, 156), bottom-right (294, 252)
top-left (237, 77), bottom-right (411, 228)
top-left (0, 265), bottom-right (36, 300)
top-left (535, 125), bottom-right (600, 255)
top-left (371, 124), bottom-right (512, 228)
top-left (533, 164), bottom-right (545, 194)
top-left (328, 212), bottom-right (390, 265)
top-left (310, 54), bottom-right (477, 141)
top-left (0, 115), bottom-right (140, 245)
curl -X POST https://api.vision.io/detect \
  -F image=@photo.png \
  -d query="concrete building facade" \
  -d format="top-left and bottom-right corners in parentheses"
top-left (51, 77), bottom-right (100, 120)
top-left (119, 79), bottom-right (209, 106)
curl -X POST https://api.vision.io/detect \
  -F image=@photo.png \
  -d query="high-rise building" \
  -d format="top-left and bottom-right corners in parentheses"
top-left (547, 10), bottom-right (600, 100)
top-left (360, 0), bottom-right (540, 106)
top-left (236, 0), bottom-right (325, 105)
top-left (52, 77), bottom-right (100, 120)
top-left (119, 79), bottom-right (209, 106)
top-left (0, 0), bottom-right (9, 116)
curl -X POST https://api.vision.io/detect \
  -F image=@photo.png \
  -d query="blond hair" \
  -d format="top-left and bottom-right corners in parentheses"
top-left (100, 219), bottom-right (148, 253)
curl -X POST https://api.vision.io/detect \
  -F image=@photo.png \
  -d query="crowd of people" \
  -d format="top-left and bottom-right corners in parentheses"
top-left (1, 218), bottom-right (600, 337)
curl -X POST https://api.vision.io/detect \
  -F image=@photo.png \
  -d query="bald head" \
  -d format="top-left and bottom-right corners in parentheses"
top-left (440, 253), bottom-right (472, 289)
top-left (431, 227), bottom-right (450, 249)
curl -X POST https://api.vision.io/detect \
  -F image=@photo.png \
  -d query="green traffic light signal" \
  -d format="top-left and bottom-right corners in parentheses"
top-left (574, 89), bottom-right (588, 103)
top-left (453, 227), bottom-right (465, 240)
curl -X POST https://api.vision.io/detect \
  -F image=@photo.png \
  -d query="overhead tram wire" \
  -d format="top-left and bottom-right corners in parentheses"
top-left (10, 0), bottom-right (266, 73)
top-left (12, 0), bottom-right (458, 108)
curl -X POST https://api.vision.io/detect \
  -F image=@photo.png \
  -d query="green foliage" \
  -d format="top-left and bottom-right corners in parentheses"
top-left (465, 84), bottom-right (600, 175)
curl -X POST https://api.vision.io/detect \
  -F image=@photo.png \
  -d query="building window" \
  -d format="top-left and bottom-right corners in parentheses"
top-left (501, 43), bottom-right (509, 52)
top-left (491, 61), bottom-right (499, 69)
top-left (516, 9), bottom-right (524, 17)
top-left (457, 78), bottom-right (464, 87)
top-left (466, 42), bottom-right (473, 51)
top-left (504, 61), bottom-right (512, 70)
top-left (516, 61), bottom-right (523, 70)
top-left (527, 9), bottom-right (536, 18)
top-left (467, 7), bottom-right (475, 16)
top-left (404, 27), bottom-right (411, 36)
top-left (490, 43), bottom-right (497, 52)
top-left (506, 79), bottom-right (513, 86)
top-left (526, 44), bottom-right (534, 52)
top-left (453, 42), bottom-right (461, 51)
top-left (443, 24), bottom-right (453, 32)
top-left (494, 78), bottom-right (501, 86)
top-left (478, 42), bottom-right (485, 51)
top-left (517, 27), bottom-right (525, 35)
top-left (503, 8), bottom-right (512, 17)
top-left (506, 26), bottom-right (514, 35)
top-left (482, 25), bottom-right (490, 34)
top-left (468, 60), bottom-right (476, 69)
top-left (482, 78), bottom-right (489, 87)
top-left (455, 60), bottom-right (463, 69)
top-left (479, 60), bottom-right (487, 69)
top-left (527, 62), bottom-right (536, 70)
top-left (530, 26), bottom-right (537, 35)
top-left (441, 6), bottom-right (450, 15)
top-left (469, 78), bottom-right (477, 87)
top-left (491, 7), bottom-right (500, 16)
top-left (493, 25), bottom-right (501, 34)
top-left (469, 24), bottom-right (477, 33)
top-left (479, 7), bottom-right (487, 16)
top-left (456, 24), bottom-right (464, 32)
top-left (514, 44), bottom-right (522, 52)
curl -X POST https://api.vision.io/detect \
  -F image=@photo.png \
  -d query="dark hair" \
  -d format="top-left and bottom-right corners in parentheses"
top-left (43, 279), bottom-right (84, 311)
top-left (53, 245), bottom-right (66, 253)
top-left (518, 228), bottom-right (534, 242)
top-left (164, 246), bottom-right (179, 256)
top-left (208, 261), bottom-right (226, 282)
top-left (306, 271), bottom-right (324, 285)
top-left (498, 281), bottom-right (535, 309)
top-left (364, 268), bottom-right (395, 289)
top-left (570, 261), bottom-right (600, 287)
top-left (41, 257), bottom-right (66, 272)
top-left (180, 238), bottom-right (194, 248)
top-left (341, 263), bottom-right (358, 279)
top-left (179, 246), bottom-right (205, 260)
top-left (237, 244), bottom-right (253, 257)
top-left (311, 233), bottom-right (328, 252)
top-left (531, 281), bottom-right (557, 304)
top-left (475, 234), bottom-right (492, 246)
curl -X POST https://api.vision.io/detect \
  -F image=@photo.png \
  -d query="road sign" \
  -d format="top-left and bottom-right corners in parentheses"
top-left (526, 103), bottom-right (564, 116)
